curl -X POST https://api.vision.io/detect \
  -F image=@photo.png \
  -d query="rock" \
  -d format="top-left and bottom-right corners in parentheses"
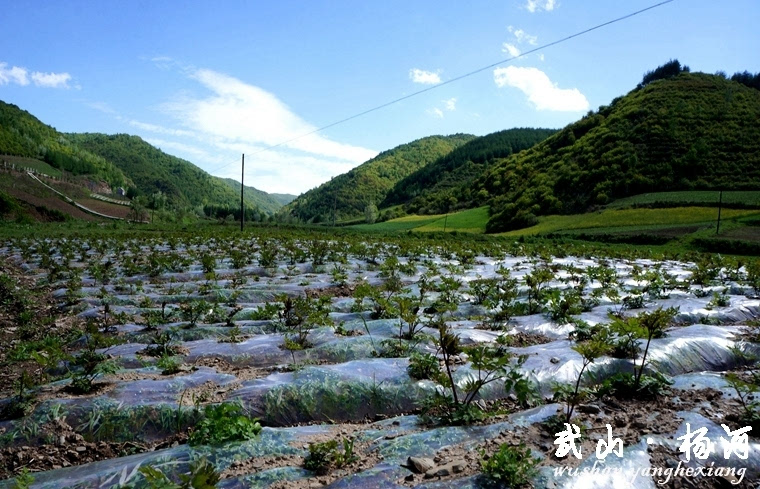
top-left (550, 357), bottom-right (561, 364)
top-left (76, 446), bottom-right (87, 452)
top-left (474, 399), bottom-right (488, 411)
top-left (577, 404), bottom-right (601, 415)
top-left (406, 456), bottom-right (436, 474)
top-left (424, 460), bottom-right (466, 478)
top-left (405, 474), bottom-right (415, 482)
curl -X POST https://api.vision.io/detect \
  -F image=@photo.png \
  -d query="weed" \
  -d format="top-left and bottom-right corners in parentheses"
top-left (304, 438), bottom-right (358, 475)
top-left (188, 403), bottom-right (261, 446)
top-left (725, 373), bottom-right (760, 432)
top-left (139, 457), bottom-right (220, 489)
top-left (9, 467), bottom-right (34, 489)
top-left (157, 355), bottom-right (183, 375)
top-left (479, 442), bottom-right (538, 488)
top-left (407, 351), bottom-right (440, 380)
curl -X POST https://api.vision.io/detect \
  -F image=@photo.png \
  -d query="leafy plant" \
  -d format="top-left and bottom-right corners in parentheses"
top-left (556, 332), bottom-right (612, 422)
top-left (157, 355), bottom-right (183, 375)
top-left (479, 442), bottom-right (538, 488)
top-left (598, 371), bottom-right (673, 400)
top-left (725, 372), bottom-right (760, 432)
top-left (303, 438), bottom-right (359, 475)
top-left (609, 307), bottom-right (676, 390)
top-left (138, 457), bottom-right (220, 489)
top-left (188, 403), bottom-right (262, 446)
top-left (407, 351), bottom-right (440, 380)
top-left (9, 467), bottom-right (34, 489)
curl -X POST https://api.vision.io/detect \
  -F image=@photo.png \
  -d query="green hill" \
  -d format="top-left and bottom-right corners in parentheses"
top-left (219, 177), bottom-right (295, 215)
top-left (382, 128), bottom-right (556, 214)
top-left (285, 134), bottom-right (476, 223)
top-left (0, 101), bottom-right (129, 188)
top-left (67, 133), bottom-right (284, 215)
top-left (472, 68), bottom-right (760, 232)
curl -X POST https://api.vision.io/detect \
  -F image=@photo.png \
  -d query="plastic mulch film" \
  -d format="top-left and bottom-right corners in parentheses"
top-left (0, 426), bottom-right (319, 489)
top-left (229, 358), bottom-right (429, 425)
top-left (514, 324), bottom-right (750, 392)
top-left (1, 368), bottom-right (239, 447)
top-left (650, 411), bottom-right (760, 483)
top-left (326, 405), bottom-right (560, 489)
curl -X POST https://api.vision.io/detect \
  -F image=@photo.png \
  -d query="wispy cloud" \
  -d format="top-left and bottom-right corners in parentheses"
top-left (427, 97), bottom-right (457, 119)
top-left (162, 68), bottom-right (377, 164)
top-left (428, 108), bottom-right (444, 119)
top-left (129, 120), bottom-right (197, 138)
top-left (508, 26), bottom-right (538, 46)
top-left (86, 101), bottom-right (118, 115)
top-left (494, 66), bottom-right (588, 112)
top-left (525, 0), bottom-right (557, 13)
top-left (502, 43), bottom-right (521, 57)
top-left (409, 68), bottom-right (441, 85)
top-left (0, 62), bottom-right (72, 88)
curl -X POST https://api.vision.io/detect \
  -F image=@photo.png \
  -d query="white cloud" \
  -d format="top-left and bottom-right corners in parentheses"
top-left (502, 43), bottom-right (521, 57)
top-left (0, 63), bottom-right (29, 86)
top-left (162, 68), bottom-right (377, 164)
top-left (494, 66), bottom-right (589, 112)
top-left (0, 62), bottom-right (72, 88)
top-left (507, 26), bottom-right (538, 46)
top-left (129, 120), bottom-right (196, 138)
top-left (525, 0), bottom-right (557, 13)
top-left (443, 98), bottom-right (457, 111)
top-left (149, 67), bottom-right (378, 194)
top-left (409, 68), bottom-right (441, 85)
top-left (30, 71), bottom-right (71, 88)
top-left (428, 108), bottom-right (444, 119)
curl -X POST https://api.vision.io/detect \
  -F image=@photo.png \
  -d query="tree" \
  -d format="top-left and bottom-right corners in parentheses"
top-left (364, 202), bottom-right (378, 224)
top-left (638, 59), bottom-right (689, 88)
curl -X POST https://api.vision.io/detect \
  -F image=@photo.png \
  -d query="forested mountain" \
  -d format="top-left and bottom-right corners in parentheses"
top-left (382, 128), bottom-right (556, 214)
top-left (474, 66), bottom-right (760, 232)
top-left (285, 134), bottom-right (475, 223)
top-left (219, 178), bottom-right (295, 215)
top-left (0, 101), bottom-right (129, 188)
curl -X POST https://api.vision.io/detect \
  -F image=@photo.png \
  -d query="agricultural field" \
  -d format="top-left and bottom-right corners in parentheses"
top-left (1, 229), bottom-right (759, 488)
top-left (608, 191), bottom-right (760, 209)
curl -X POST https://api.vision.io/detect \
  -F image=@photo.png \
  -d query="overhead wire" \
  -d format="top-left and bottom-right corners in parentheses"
top-left (206, 0), bottom-right (675, 175)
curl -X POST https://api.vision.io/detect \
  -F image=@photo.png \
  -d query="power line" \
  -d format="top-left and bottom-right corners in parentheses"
top-left (208, 0), bottom-right (675, 174)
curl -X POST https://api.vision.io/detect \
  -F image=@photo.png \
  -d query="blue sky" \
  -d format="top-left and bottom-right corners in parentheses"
top-left (1, 0), bottom-right (758, 195)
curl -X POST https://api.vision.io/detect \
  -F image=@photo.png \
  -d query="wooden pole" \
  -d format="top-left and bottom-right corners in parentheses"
top-left (716, 190), bottom-right (723, 235)
top-left (240, 154), bottom-right (245, 232)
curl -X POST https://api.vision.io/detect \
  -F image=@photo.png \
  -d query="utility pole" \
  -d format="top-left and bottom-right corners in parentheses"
top-left (240, 154), bottom-right (245, 232)
top-left (716, 190), bottom-right (723, 235)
